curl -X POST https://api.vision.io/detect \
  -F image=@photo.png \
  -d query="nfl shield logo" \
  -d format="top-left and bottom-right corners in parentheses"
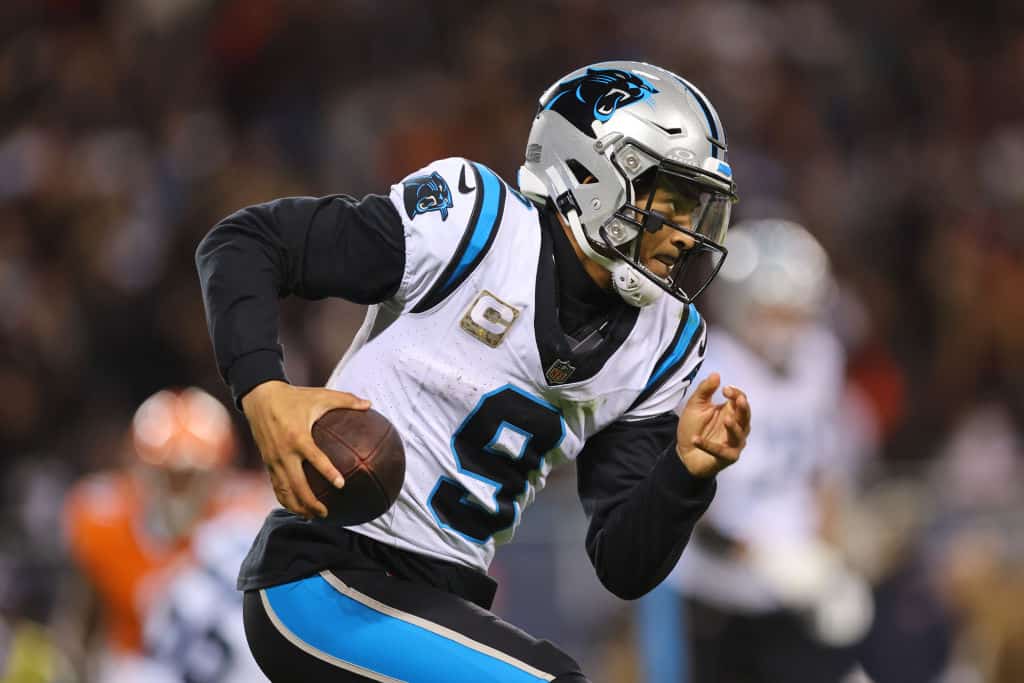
top-left (545, 359), bottom-right (576, 385)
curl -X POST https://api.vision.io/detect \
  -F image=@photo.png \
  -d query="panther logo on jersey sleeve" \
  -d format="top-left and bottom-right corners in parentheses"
top-left (387, 158), bottom-right (510, 314)
top-left (403, 171), bottom-right (453, 221)
top-left (542, 67), bottom-right (658, 136)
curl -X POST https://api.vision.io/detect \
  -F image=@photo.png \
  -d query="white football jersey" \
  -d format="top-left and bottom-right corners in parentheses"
top-left (669, 324), bottom-right (845, 611)
top-left (144, 511), bottom-right (270, 683)
top-left (327, 157), bottom-right (707, 573)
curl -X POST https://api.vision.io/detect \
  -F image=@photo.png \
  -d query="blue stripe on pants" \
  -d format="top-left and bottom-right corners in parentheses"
top-left (264, 574), bottom-right (549, 683)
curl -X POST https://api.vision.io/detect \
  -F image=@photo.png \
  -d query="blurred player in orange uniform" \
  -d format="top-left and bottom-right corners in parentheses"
top-left (63, 387), bottom-right (267, 681)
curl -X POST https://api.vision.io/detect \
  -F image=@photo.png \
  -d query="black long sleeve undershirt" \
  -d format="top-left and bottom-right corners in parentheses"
top-left (195, 194), bottom-right (405, 405)
top-left (577, 412), bottom-right (715, 599)
top-left (196, 192), bottom-right (715, 600)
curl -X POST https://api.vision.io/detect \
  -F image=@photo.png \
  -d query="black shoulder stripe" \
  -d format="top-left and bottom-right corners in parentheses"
top-left (629, 306), bottom-right (705, 410)
top-left (411, 162), bottom-right (506, 313)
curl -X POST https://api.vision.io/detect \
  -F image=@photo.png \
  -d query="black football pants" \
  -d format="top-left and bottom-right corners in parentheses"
top-left (684, 597), bottom-right (860, 683)
top-left (243, 568), bottom-right (588, 682)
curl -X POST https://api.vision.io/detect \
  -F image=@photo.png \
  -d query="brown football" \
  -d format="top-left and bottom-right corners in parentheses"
top-left (302, 408), bottom-right (405, 525)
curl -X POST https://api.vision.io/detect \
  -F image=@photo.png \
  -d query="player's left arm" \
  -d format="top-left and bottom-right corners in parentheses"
top-left (576, 329), bottom-right (751, 600)
top-left (577, 412), bottom-right (715, 600)
top-left (628, 319), bottom-right (751, 479)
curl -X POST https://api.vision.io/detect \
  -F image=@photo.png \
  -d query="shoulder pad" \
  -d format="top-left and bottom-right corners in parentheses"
top-left (389, 158), bottom-right (515, 313)
top-left (629, 304), bottom-right (707, 413)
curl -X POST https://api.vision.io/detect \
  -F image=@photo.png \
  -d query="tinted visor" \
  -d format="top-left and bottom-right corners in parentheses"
top-left (600, 163), bottom-right (735, 303)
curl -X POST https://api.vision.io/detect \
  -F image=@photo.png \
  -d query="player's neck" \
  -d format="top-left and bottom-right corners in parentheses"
top-left (556, 214), bottom-right (612, 291)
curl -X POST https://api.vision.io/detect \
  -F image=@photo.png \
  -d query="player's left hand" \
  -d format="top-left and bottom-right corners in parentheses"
top-left (676, 373), bottom-right (751, 478)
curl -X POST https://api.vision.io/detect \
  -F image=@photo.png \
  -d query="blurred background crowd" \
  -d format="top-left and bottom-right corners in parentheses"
top-left (1, 0), bottom-right (1022, 681)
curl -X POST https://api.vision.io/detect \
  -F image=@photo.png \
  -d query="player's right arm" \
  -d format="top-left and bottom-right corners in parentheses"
top-left (196, 193), bottom-right (404, 518)
top-left (196, 194), bottom-right (405, 403)
top-left (197, 159), bottom-right (471, 520)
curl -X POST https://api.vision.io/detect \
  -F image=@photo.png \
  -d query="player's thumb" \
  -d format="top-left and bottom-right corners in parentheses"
top-left (692, 373), bottom-right (721, 403)
top-left (320, 387), bottom-right (372, 412)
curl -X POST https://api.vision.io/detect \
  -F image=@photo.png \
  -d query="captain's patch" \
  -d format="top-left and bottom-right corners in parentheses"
top-left (460, 291), bottom-right (519, 348)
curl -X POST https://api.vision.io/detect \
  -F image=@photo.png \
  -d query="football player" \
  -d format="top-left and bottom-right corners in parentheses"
top-left (197, 61), bottom-right (752, 682)
top-left (664, 220), bottom-right (872, 682)
top-left (63, 387), bottom-right (265, 682)
top-left (143, 508), bottom-right (271, 683)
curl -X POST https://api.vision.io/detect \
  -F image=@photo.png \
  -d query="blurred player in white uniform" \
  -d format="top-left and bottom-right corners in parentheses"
top-left (666, 220), bottom-right (872, 683)
top-left (143, 510), bottom-right (271, 683)
top-left (63, 387), bottom-right (272, 683)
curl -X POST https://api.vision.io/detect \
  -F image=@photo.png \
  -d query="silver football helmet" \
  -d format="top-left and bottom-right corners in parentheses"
top-left (519, 61), bottom-right (737, 307)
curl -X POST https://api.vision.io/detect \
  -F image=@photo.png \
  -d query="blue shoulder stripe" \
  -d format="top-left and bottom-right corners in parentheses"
top-left (630, 306), bottom-right (704, 410)
top-left (647, 306), bottom-right (702, 389)
top-left (411, 162), bottom-right (506, 313)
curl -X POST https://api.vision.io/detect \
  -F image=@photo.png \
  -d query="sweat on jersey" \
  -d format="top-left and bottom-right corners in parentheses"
top-left (196, 157), bottom-right (715, 604)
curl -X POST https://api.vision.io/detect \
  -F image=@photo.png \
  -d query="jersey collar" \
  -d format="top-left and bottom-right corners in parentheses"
top-left (533, 208), bottom-right (640, 386)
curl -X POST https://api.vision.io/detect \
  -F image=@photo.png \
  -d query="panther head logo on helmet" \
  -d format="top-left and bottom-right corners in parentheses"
top-left (520, 61), bottom-right (738, 308)
top-left (542, 67), bottom-right (659, 136)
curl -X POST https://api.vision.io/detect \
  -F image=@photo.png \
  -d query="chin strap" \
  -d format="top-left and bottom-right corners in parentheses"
top-left (610, 260), bottom-right (664, 307)
top-left (564, 209), bottom-right (663, 307)
top-left (522, 164), bottom-right (663, 308)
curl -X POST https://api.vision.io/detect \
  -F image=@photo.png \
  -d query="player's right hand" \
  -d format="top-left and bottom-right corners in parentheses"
top-left (241, 380), bottom-right (371, 519)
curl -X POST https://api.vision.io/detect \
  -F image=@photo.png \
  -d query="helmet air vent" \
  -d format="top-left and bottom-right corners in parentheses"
top-left (566, 159), bottom-right (597, 185)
